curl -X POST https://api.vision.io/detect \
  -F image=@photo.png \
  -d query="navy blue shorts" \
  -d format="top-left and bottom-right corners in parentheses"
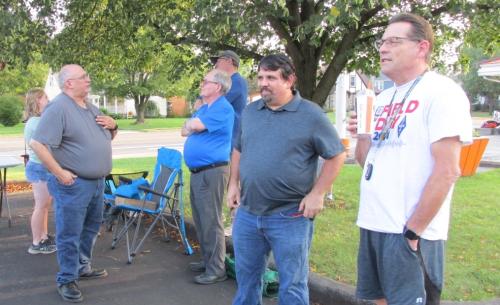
top-left (25, 161), bottom-right (51, 183)
top-left (356, 228), bottom-right (444, 305)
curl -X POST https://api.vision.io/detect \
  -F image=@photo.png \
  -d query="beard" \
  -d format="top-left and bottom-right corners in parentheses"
top-left (260, 88), bottom-right (273, 103)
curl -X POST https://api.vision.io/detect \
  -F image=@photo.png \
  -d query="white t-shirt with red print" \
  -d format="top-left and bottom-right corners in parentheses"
top-left (357, 71), bottom-right (472, 240)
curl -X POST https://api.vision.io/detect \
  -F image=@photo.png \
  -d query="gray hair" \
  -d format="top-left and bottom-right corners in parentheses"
top-left (57, 67), bottom-right (72, 90)
top-left (212, 69), bottom-right (232, 94)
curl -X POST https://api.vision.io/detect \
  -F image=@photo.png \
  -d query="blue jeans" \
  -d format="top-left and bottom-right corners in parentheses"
top-left (232, 207), bottom-right (314, 305)
top-left (48, 176), bottom-right (104, 284)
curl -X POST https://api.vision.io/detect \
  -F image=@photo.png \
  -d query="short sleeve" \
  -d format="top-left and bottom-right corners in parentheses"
top-left (312, 111), bottom-right (345, 159)
top-left (426, 78), bottom-right (473, 145)
top-left (32, 102), bottom-right (64, 147)
top-left (197, 102), bottom-right (234, 133)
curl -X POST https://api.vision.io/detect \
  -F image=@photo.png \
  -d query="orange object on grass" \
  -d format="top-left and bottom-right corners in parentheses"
top-left (459, 137), bottom-right (489, 176)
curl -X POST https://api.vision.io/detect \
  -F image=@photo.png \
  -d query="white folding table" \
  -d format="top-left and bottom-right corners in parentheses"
top-left (0, 156), bottom-right (23, 227)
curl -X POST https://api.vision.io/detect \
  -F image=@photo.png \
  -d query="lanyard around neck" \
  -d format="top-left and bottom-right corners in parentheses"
top-left (376, 73), bottom-right (425, 144)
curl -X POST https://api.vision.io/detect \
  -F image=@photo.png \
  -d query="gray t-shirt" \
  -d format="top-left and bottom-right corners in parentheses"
top-left (235, 91), bottom-right (344, 215)
top-left (33, 93), bottom-right (112, 179)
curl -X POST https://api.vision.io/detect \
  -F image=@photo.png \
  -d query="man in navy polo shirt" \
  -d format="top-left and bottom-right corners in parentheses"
top-left (227, 54), bottom-right (345, 305)
top-left (182, 69), bottom-right (234, 285)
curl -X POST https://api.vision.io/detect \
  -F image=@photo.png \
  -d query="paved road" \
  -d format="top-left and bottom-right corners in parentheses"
top-left (1, 117), bottom-right (498, 164)
top-left (0, 130), bottom-right (185, 159)
top-left (0, 193), bottom-right (278, 305)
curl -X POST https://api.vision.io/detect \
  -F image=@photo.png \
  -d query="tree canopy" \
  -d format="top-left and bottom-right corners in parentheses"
top-left (3, 0), bottom-right (498, 112)
top-left (460, 48), bottom-right (499, 113)
top-left (0, 0), bottom-right (55, 70)
top-left (146, 0), bottom-right (492, 106)
top-left (45, 1), bottom-right (203, 123)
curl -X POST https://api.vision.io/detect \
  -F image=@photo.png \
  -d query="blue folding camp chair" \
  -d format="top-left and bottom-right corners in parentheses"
top-left (109, 147), bottom-right (193, 263)
top-left (103, 171), bottom-right (148, 231)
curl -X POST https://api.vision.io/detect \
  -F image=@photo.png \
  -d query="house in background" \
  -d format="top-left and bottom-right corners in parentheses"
top-left (44, 70), bottom-right (168, 117)
top-left (323, 71), bottom-right (394, 112)
top-left (478, 57), bottom-right (500, 83)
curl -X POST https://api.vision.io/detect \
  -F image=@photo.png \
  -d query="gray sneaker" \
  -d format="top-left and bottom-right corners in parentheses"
top-left (28, 238), bottom-right (57, 254)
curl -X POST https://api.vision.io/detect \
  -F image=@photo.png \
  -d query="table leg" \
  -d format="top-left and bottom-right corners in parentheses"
top-left (1, 168), bottom-right (13, 227)
top-left (0, 168), bottom-right (4, 216)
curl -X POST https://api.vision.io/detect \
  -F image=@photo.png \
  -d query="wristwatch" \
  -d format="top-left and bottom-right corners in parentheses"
top-left (111, 124), bottom-right (118, 131)
top-left (403, 226), bottom-right (420, 240)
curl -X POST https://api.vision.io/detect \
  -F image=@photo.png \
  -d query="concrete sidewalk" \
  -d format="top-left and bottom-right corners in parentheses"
top-left (0, 193), bottom-right (277, 305)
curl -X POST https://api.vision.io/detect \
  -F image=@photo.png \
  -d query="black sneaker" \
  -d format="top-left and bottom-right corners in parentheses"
top-left (189, 261), bottom-right (206, 272)
top-left (194, 272), bottom-right (228, 285)
top-left (46, 233), bottom-right (56, 243)
top-left (57, 281), bottom-right (83, 303)
top-left (79, 268), bottom-right (108, 280)
top-left (28, 238), bottom-right (57, 254)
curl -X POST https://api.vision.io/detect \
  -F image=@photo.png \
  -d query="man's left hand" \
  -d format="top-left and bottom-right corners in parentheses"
top-left (298, 192), bottom-right (324, 219)
top-left (96, 115), bottom-right (117, 130)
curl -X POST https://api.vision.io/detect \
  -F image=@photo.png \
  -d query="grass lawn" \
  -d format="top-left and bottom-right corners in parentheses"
top-left (471, 111), bottom-right (493, 118)
top-left (0, 118), bottom-right (185, 136)
top-left (7, 160), bottom-right (499, 301)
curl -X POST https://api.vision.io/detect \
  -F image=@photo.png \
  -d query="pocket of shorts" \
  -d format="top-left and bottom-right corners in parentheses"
top-left (401, 234), bottom-right (418, 254)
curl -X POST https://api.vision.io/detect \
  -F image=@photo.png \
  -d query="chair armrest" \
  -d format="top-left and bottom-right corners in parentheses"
top-left (138, 185), bottom-right (169, 199)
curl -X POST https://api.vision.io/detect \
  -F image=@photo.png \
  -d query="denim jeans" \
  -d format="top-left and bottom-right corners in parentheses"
top-left (232, 207), bottom-right (314, 305)
top-left (48, 176), bottom-right (104, 284)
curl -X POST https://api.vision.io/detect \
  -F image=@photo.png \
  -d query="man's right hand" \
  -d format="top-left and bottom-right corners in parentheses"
top-left (227, 183), bottom-right (240, 209)
top-left (57, 169), bottom-right (77, 185)
top-left (346, 111), bottom-right (359, 137)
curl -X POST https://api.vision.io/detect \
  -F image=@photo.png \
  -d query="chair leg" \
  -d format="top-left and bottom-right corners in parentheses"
top-left (112, 211), bottom-right (137, 249)
top-left (130, 214), bottom-right (162, 261)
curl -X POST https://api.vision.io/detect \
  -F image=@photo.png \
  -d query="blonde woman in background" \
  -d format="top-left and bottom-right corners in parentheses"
top-left (24, 88), bottom-right (56, 254)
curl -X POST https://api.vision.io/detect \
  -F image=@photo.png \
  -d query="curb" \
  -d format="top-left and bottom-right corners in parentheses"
top-left (479, 160), bottom-right (500, 168)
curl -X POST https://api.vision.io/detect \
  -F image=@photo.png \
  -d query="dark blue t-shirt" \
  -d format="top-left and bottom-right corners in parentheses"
top-left (183, 96), bottom-right (234, 168)
top-left (226, 72), bottom-right (248, 147)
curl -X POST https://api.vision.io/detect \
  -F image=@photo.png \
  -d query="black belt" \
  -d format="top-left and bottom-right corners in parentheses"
top-left (189, 162), bottom-right (228, 174)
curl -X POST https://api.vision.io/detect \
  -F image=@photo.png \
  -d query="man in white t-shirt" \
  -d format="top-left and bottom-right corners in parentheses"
top-left (347, 13), bottom-right (472, 305)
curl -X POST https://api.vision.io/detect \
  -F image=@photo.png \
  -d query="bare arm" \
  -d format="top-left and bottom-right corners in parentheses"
top-left (226, 149), bottom-right (241, 209)
top-left (299, 151), bottom-right (346, 218)
top-left (29, 139), bottom-right (77, 185)
top-left (346, 112), bottom-right (372, 167)
top-left (405, 136), bottom-right (462, 248)
top-left (181, 118), bottom-right (206, 137)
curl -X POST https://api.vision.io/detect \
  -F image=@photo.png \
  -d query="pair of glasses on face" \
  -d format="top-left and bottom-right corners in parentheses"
top-left (201, 79), bottom-right (219, 86)
top-left (374, 36), bottom-right (421, 50)
top-left (68, 73), bottom-right (90, 81)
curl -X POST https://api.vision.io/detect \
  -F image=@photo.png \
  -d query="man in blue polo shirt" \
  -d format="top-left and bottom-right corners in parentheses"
top-left (182, 69), bottom-right (234, 285)
top-left (227, 54), bottom-right (345, 305)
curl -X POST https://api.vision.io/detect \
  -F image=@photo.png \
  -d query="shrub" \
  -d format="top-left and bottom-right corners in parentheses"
top-left (99, 107), bottom-right (110, 115)
top-left (145, 100), bottom-right (160, 118)
top-left (0, 95), bottom-right (23, 126)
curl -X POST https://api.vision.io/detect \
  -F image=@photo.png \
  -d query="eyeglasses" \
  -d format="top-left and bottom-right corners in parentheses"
top-left (68, 73), bottom-right (90, 81)
top-left (201, 79), bottom-right (218, 86)
top-left (374, 36), bottom-right (420, 49)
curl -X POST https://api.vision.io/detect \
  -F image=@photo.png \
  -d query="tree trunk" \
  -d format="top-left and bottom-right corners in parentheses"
top-left (135, 96), bottom-right (147, 124)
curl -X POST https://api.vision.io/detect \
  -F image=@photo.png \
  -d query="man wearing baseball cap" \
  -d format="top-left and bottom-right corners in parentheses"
top-left (210, 50), bottom-right (248, 148)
